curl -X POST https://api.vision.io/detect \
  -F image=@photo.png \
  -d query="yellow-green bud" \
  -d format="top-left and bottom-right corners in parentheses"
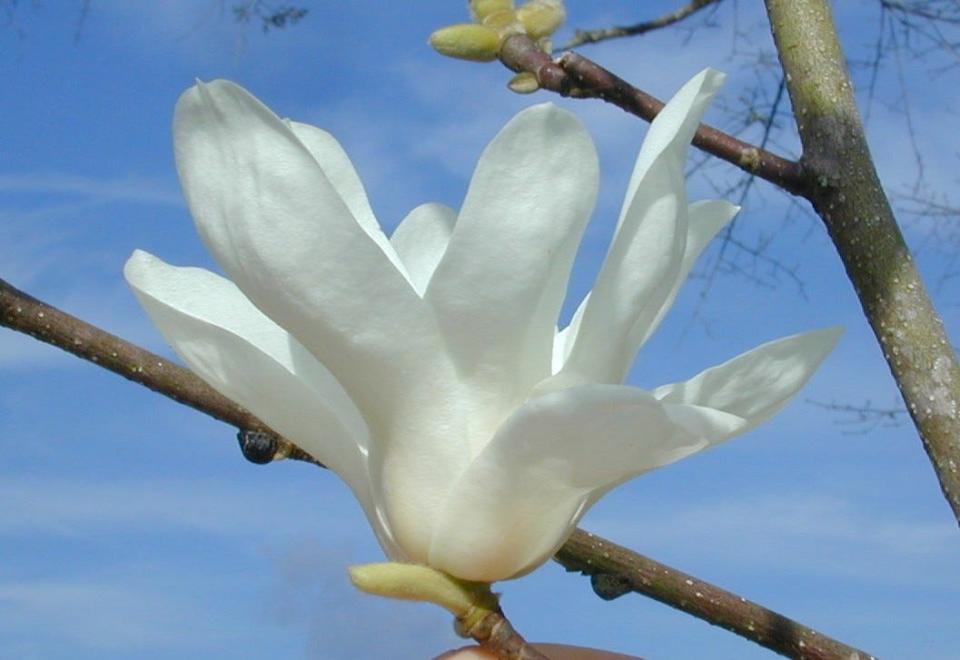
top-left (348, 562), bottom-right (499, 631)
top-left (516, 0), bottom-right (566, 39)
top-left (429, 23), bottom-right (502, 62)
top-left (481, 9), bottom-right (522, 32)
top-left (470, 0), bottom-right (515, 22)
top-left (507, 72), bottom-right (540, 94)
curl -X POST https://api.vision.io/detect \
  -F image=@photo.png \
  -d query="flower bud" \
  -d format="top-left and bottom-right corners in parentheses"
top-left (429, 23), bottom-right (502, 62)
top-left (516, 0), bottom-right (566, 39)
top-left (507, 72), bottom-right (540, 94)
top-left (469, 0), bottom-right (515, 22)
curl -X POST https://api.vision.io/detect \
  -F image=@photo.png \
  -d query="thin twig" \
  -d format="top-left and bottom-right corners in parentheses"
top-left (697, 75), bottom-right (789, 303)
top-left (0, 277), bottom-right (873, 659)
top-left (496, 34), bottom-right (808, 196)
top-left (561, 0), bottom-right (722, 49)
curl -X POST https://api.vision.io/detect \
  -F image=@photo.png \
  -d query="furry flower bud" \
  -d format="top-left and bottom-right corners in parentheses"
top-left (428, 23), bottom-right (501, 62)
top-left (516, 0), bottom-right (566, 39)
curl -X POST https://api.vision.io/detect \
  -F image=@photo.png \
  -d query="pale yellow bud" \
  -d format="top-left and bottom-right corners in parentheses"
top-left (429, 23), bottom-right (502, 62)
top-left (516, 0), bottom-right (566, 39)
top-left (482, 9), bottom-right (522, 32)
top-left (507, 72), bottom-right (540, 94)
top-left (348, 562), bottom-right (498, 633)
top-left (470, 0), bottom-right (515, 22)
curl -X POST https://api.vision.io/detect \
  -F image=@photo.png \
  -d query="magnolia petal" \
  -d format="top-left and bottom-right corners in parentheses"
top-left (619, 69), bottom-right (726, 230)
top-left (173, 80), bottom-right (444, 418)
top-left (560, 151), bottom-right (686, 385)
top-left (660, 401), bottom-right (750, 446)
top-left (285, 120), bottom-right (408, 278)
top-left (427, 385), bottom-right (705, 582)
top-left (390, 202), bottom-right (457, 296)
top-left (637, 199), bottom-right (739, 347)
top-left (426, 103), bottom-right (599, 428)
top-left (123, 250), bottom-right (402, 557)
top-left (559, 72), bottom-right (725, 386)
top-left (551, 292), bottom-right (589, 375)
top-left (653, 327), bottom-right (843, 436)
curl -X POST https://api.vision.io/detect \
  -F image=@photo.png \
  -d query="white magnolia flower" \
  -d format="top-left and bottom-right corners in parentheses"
top-left (124, 69), bottom-right (840, 583)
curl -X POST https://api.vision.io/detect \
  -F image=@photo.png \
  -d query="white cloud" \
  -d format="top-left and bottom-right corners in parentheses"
top-left (0, 473), bottom-right (366, 539)
top-left (0, 578), bottom-right (223, 652)
top-left (0, 172), bottom-right (182, 207)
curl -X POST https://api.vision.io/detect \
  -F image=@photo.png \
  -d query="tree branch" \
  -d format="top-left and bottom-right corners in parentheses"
top-left (560, 0), bottom-right (722, 50)
top-left (765, 0), bottom-right (960, 524)
top-left (496, 34), bottom-right (808, 196)
top-left (556, 530), bottom-right (875, 660)
top-left (0, 277), bottom-right (318, 466)
top-left (0, 277), bottom-right (873, 659)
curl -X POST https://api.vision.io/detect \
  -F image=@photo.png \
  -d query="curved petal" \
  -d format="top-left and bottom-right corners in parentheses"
top-left (637, 199), bottom-right (739, 347)
top-left (425, 103), bottom-right (599, 425)
top-left (173, 80), bottom-right (446, 422)
top-left (552, 292), bottom-right (589, 374)
top-left (653, 327), bottom-right (843, 438)
top-left (123, 250), bottom-right (402, 557)
top-left (559, 71), bottom-right (725, 386)
top-left (285, 119), bottom-right (408, 277)
top-left (389, 202), bottom-right (457, 296)
top-left (427, 385), bottom-right (705, 582)
top-left (618, 69), bottom-right (726, 231)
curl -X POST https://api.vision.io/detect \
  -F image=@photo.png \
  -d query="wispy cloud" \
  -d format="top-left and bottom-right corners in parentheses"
top-left (0, 578), bottom-right (222, 653)
top-left (588, 492), bottom-right (958, 589)
top-left (0, 474), bottom-right (364, 539)
top-left (0, 172), bottom-right (181, 207)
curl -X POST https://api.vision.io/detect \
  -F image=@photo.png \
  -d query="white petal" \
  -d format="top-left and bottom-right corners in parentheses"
top-left (389, 202), bottom-right (456, 296)
top-left (173, 80), bottom-right (446, 420)
top-left (285, 119), bottom-right (409, 278)
top-left (559, 71), bottom-right (725, 385)
top-left (638, 199), bottom-right (739, 347)
top-left (552, 292), bottom-right (589, 374)
top-left (123, 250), bottom-right (402, 557)
top-left (427, 385), bottom-right (705, 582)
top-left (619, 69), bottom-right (726, 230)
top-left (653, 327), bottom-right (843, 437)
top-left (561, 153), bottom-right (686, 385)
top-left (425, 103), bottom-right (599, 421)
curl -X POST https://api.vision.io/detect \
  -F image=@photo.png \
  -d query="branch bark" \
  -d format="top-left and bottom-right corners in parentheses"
top-left (765, 0), bottom-right (960, 523)
top-left (0, 277), bottom-right (873, 659)
top-left (556, 530), bottom-right (875, 660)
top-left (560, 0), bottom-right (722, 50)
top-left (497, 34), bottom-right (808, 195)
top-left (0, 277), bottom-right (317, 465)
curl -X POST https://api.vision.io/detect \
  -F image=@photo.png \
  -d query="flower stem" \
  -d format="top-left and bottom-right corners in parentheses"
top-left (348, 563), bottom-right (547, 659)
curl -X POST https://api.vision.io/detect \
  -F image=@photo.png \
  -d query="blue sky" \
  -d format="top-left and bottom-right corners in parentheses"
top-left (2, 1), bottom-right (959, 658)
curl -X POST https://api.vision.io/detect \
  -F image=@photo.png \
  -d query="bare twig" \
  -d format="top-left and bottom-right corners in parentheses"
top-left (561, 0), bottom-right (723, 49)
top-left (0, 278), bottom-right (872, 659)
top-left (807, 398), bottom-right (907, 433)
top-left (496, 34), bottom-right (808, 196)
top-left (766, 0), bottom-right (960, 523)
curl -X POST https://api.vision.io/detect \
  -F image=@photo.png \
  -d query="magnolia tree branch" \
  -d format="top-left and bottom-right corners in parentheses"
top-left (556, 531), bottom-right (875, 660)
top-left (560, 0), bottom-right (722, 49)
top-left (0, 278), bottom-right (318, 466)
top-left (765, 0), bottom-right (960, 523)
top-left (0, 276), bottom-right (872, 660)
top-left (497, 34), bottom-right (808, 196)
